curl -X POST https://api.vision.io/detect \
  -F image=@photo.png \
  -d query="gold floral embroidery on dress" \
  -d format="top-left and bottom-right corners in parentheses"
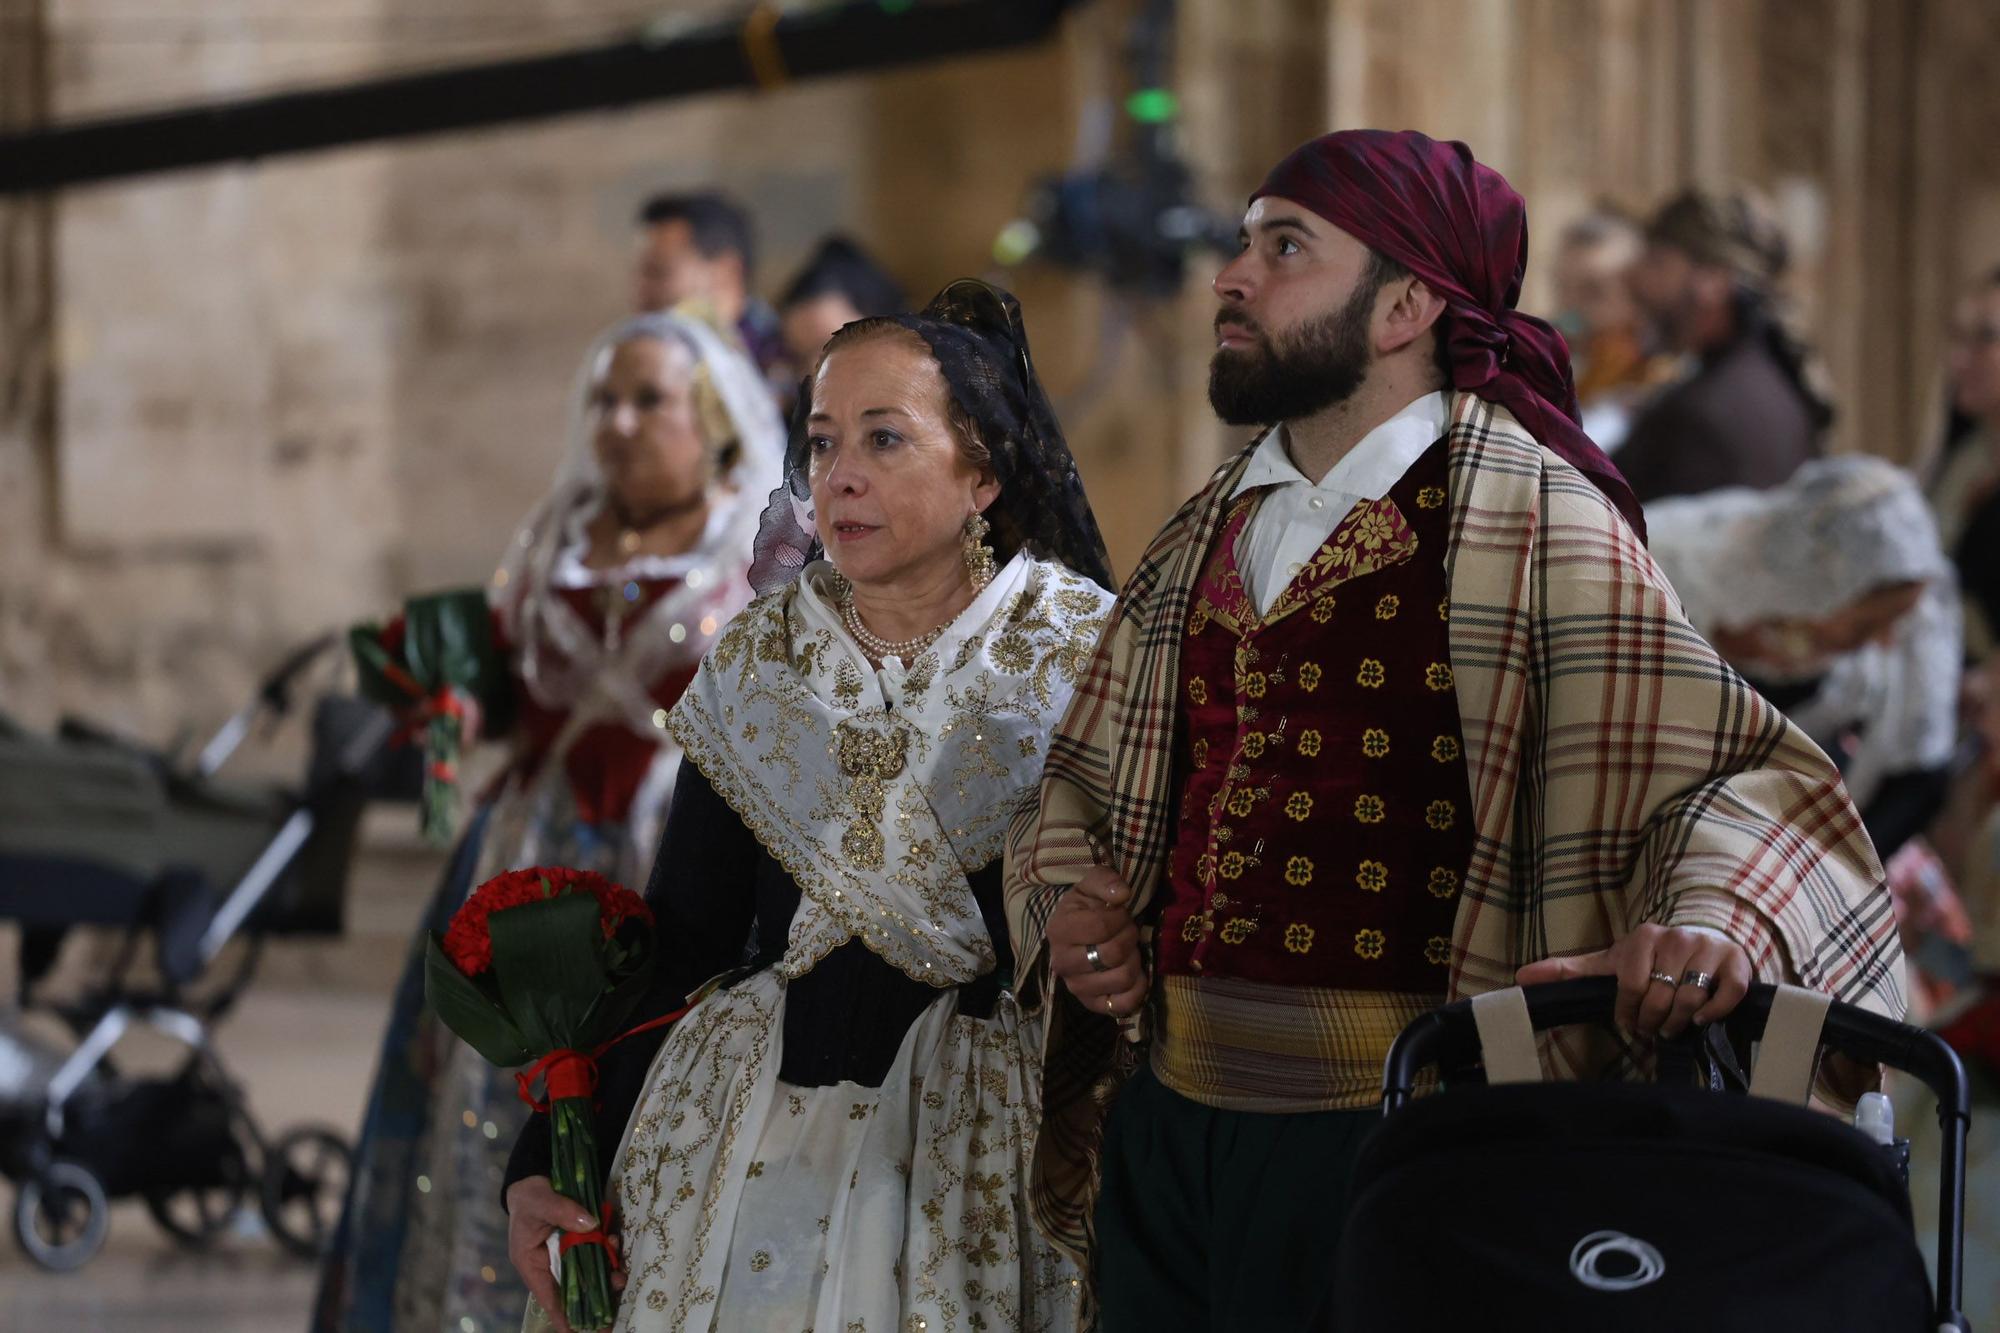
top-left (1188, 677), bottom-right (1209, 706)
top-left (1425, 662), bottom-right (1454, 692)
top-left (1375, 594), bottom-right (1400, 620)
top-left (1283, 923), bottom-right (1315, 954)
top-left (1361, 728), bottom-right (1390, 758)
top-left (1354, 794), bottom-right (1386, 824)
top-left (1191, 738), bottom-right (1211, 769)
top-left (1425, 935), bottom-right (1451, 965)
top-left (1425, 799), bottom-right (1456, 831)
top-left (833, 721), bottom-right (911, 871)
top-left (1298, 662), bottom-right (1323, 692)
top-left (1356, 860), bottom-right (1388, 893)
top-left (1427, 867), bottom-right (1460, 898)
top-left (1310, 597), bottom-right (1337, 624)
top-left (1431, 735), bottom-right (1460, 763)
top-left (1357, 658), bottom-right (1385, 688)
top-left (1284, 791), bottom-right (1313, 821)
top-left (1297, 729), bottom-right (1323, 757)
top-left (1284, 855), bottom-right (1313, 886)
top-left (1355, 928), bottom-right (1386, 960)
top-left (1416, 485), bottom-right (1446, 509)
top-left (1240, 732), bottom-right (1267, 760)
top-left (1239, 670), bottom-right (1268, 699)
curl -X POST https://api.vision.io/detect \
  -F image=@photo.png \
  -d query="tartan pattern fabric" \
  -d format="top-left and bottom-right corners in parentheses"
top-left (1002, 392), bottom-right (1905, 1296)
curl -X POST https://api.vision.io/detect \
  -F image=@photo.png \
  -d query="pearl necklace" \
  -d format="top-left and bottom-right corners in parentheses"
top-left (840, 596), bottom-right (947, 662)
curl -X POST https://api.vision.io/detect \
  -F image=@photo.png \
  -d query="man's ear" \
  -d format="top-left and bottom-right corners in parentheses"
top-left (1377, 277), bottom-right (1448, 356)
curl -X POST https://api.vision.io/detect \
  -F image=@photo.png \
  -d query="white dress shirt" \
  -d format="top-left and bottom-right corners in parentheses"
top-left (1230, 391), bottom-right (1450, 614)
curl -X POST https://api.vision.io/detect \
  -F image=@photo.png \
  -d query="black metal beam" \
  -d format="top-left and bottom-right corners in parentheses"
top-left (0, 0), bottom-right (1077, 195)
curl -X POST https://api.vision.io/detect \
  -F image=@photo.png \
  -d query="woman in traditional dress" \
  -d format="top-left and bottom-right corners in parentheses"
top-left (314, 308), bottom-right (784, 1333)
top-left (503, 280), bottom-right (1115, 1333)
top-left (1646, 455), bottom-right (1961, 862)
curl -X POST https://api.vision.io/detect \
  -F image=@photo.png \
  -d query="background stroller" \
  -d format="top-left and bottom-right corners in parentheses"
top-left (1332, 977), bottom-right (1971, 1332)
top-left (0, 636), bottom-right (410, 1272)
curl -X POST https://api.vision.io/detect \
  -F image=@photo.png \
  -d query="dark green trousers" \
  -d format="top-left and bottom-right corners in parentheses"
top-left (1093, 1064), bottom-right (1377, 1333)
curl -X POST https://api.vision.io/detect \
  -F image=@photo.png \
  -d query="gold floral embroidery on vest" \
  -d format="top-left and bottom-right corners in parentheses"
top-left (1354, 794), bottom-right (1386, 824)
top-left (1181, 909), bottom-right (1215, 942)
top-left (1283, 923), bottom-right (1315, 954)
top-left (1425, 935), bottom-right (1451, 965)
top-left (832, 720), bottom-right (910, 871)
top-left (1425, 799), bottom-right (1457, 831)
top-left (1375, 594), bottom-right (1400, 620)
top-left (1298, 661), bottom-right (1323, 692)
top-left (1425, 662), bottom-right (1454, 692)
top-left (1416, 485), bottom-right (1446, 509)
top-left (1357, 658), bottom-right (1385, 688)
top-left (1431, 735), bottom-right (1461, 763)
top-left (1297, 729), bottom-right (1323, 756)
top-left (1438, 597), bottom-right (1450, 621)
top-left (1219, 916), bottom-right (1259, 944)
top-left (1189, 603), bottom-right (1213, 636)
top-left (1310, 597), bottom-right (1337, 624)
top-left (1427, 867), bottom-right (1460, 898)
top-left (1354, 929), bottom-right (1386, 960)
top-left (1265, 495), bottom-right (1419, 624)
top-left (1239, 669), bottom-right (1268, 699)
top-left (1187, 676), bottom-right (1209, 706)
top-left (1192, 738), bottom-right (1211, 769)
top-left (1284, 856), bottom-right (1313, 885)
top-left (1356, 860), bottom-right (1388, 893)
top-left (1284, 791), bottom-right (1313, 821)
top-left (1361, 727), bottom-right (1390, 758)
top-left (1240, 732), bottom-right (1266, 759)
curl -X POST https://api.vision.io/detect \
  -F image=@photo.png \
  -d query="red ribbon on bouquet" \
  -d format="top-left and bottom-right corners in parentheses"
top-left (512, 1004), bottom-right (692, 1115)
top-left (559, 1202), bottom-right (623, 1271)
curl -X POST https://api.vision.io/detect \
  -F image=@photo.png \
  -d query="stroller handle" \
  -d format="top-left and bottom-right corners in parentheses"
top-left (1382, 978), bottom-right (1968, 1119)
top-left (1380, 977), bottom-right (1972, 1330)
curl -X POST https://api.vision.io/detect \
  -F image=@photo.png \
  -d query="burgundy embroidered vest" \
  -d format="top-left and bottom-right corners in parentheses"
top-left (1157, 439), bottom-right (1474, 993)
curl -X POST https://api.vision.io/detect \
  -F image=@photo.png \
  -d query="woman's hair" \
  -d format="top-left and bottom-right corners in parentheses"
top-left (779, 236), bottom-right (907, 320)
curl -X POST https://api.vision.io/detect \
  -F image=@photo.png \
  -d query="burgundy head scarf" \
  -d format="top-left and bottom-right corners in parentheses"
top-left (1251, 129), bottom-right (1644, 539)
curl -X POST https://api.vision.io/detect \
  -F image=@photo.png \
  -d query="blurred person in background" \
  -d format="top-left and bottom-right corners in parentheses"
top-left (1619, 186), bottom-right (1834, 501)
top-left (632, 190), bottom-right (790, 385)
top-left (777, 233), bottom-right (909, 372)
top-left (312, 309), bottom-right (784, 1333)
top-left (1646, 456), bottom-right (1961, 865)
top-left (1548, 207), bottom-right (1671, 452)
top-left (1931, 266), bottom-right (2000, 659)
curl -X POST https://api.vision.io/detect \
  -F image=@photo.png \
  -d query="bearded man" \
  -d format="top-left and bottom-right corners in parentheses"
top-left (1004, 130), bottom-right (1903, 1332)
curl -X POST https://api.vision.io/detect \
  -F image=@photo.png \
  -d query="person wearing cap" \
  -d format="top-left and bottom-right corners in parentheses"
top-left (1617, 186), bottom-right (1834, 502)
top-left (1002, 130), bottom-right (1903, 1332)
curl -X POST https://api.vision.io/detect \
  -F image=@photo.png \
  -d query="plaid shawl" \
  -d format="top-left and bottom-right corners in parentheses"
top-left (1003, 392), bottom-right (1906, 1289)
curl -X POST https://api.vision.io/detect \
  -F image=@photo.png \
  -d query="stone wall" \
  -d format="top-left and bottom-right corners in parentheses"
top-left (5, 0), bottom-right (2000, 749)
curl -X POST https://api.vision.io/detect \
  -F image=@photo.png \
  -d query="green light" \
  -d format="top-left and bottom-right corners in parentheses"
top-left (879, 0), bottom-right (916, 13)
top-left (992, 219), bottom-right (1041, 267)
top-left (1125, 88), bottom-right (1178, 124)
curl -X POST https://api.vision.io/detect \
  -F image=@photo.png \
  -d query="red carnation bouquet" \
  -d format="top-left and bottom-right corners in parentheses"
top-left (426, 867), bottom-right (660, 1331)
top-left (350, 588), bottom-right (511, 844)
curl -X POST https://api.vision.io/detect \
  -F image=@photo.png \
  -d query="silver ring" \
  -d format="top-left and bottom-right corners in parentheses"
top-left (1647, 970), bottom-right (1678, 987)
top-left (1105, 995), bottom-right (1117, 1014)
top-left (1679, 969), bottom-right (1717, 993)
top-left (1085, 944), bottom-right (1109, 973)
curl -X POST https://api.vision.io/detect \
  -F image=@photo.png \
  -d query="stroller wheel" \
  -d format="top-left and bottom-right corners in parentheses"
top-left (143, 1137), bottom-right (251, 1248)
top-left (259, 1124), bottom-right (352, 1260)
top-left (14, 1159), bottom-right (110, 1272)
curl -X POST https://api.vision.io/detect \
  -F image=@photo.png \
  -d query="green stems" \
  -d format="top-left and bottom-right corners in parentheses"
top-left (549, 1096), bottom-right (615, 1329)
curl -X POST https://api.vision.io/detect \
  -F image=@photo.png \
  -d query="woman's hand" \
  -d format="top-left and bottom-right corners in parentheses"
top-left (1515, 923), bottom-right (1754, 1039)
top-left (1045, 866), bottom-right (1150, 1019)
top-left (506, 1176), bottom-right (624, 1333)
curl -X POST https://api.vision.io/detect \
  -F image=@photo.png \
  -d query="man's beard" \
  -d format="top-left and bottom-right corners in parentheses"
top-left (1208, 279), bottom-right (1377, 426)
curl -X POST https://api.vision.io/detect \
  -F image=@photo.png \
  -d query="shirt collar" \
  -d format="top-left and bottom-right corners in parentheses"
top-left (1231, 390), bottom-right (1450, 501)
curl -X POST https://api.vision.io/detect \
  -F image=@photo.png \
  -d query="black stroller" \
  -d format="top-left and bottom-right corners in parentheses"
top-left (1331, 978), bottom-right (1970, 1331)
top-left (0, 636), bottom-right (408, 1271)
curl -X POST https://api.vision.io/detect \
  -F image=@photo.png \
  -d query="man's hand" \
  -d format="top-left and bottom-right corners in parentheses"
top-left (506, 1176), bottom-right (623, 1332)
top-left (1515, 924), bottom-right (1753, 1040)
top-left (1045, 866), bottom-right (1150, 1019)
